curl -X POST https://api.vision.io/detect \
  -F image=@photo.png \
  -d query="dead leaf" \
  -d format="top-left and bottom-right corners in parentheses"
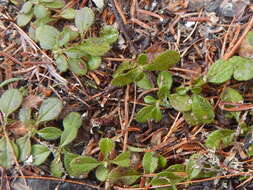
top-left (164, 0), bottom-right (189, 12)
top-left (23, 95), bottom-right (43, 109)
top-left (9, 121), bottom-right (28, 136)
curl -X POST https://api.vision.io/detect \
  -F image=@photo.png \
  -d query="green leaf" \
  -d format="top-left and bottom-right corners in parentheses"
top-left (175, 86), bottom-right (189, 95)
top-left (112, 68), bottom-right (143, 87)
top-left (137, 53), bottom-right (148, 65)
top-left (0, 78), bottom-right (22, 88)
top-left (150, 177), bottom-right (171, 190)
top-left (136, 73), bottom-right (152, 89)
top-left (169, 94), bottom-right (192, 112)
top-left (60, 8), bottom-right (76, 19)
top-left (95, 165), bottom-right (108, 181)
top-left (42, 0), bottom-right (65, 8)
top-left (57, 27), bottom-right (78, 47)
top-left (142, 152), bottom-right (158, 173)
top-left (69, 156), bottom-right (100, 176)
top-left (75, 7), bottom-right (94, 33)
top-left (36, 25), bottom-right (60, 50)
top-left (31, 144), bottom-right (51, 165)
top-left (87, 56), bottom-right (102, 70)
top-left (56, 54), bottom-right (68, 72)
top-left (166, 164), bottom-right (186, 173)
top-left (127, 145), bottom-right (146, 152)
top-left (68, 58), bottom-right (87, 75)
top-left (0, 137), bottom-right (19, 168)
top-left (64, 47), bottom-right (87, 58)
top-left (231, 56), bottom-right (253, 81)
top-left (144, 96), bottom-right (157, 104)
top-left (63, 112), bottom-right (82, 129)
top-left (41, 0), bottom-right (55, 2)
top-left (60, 112), bottom-right (82, 147)
top-left (221, 88), bottom-right (243, 103)
top-left (247, 144), bottom-right (253, 156)
top-left (221, 88), bottom-right (243, 121)
top-left (17, 12), bottom-right (33, 27)
top-left (34, 16), bottom-right (55, 27)
top-left (207, 59), bottom-right (233, 84)
top-left (145, 50), bottom-right (180, 71)
top-left (136, 105), bottom-right (162, 123)
top-left (16, 135), bottom-right (31, 162)
top-left (151, 170), bottom-right (184, 189)
top-left (205, 129), bottom-right (234, 149)
top-left (28, 26), bottom-right (36, 41)
top-left (62, 26), bottom-right (79, 41)
top-left (79, 37), bottom-right (111, 56)
top-left (99, 138), bottom-right (115, 157)
top-left (157, 71), bottom-right (172, 90)
top-left (37, 97), bottom-right (63, 124)
top-left (108, 167), bottom-right (140, 185)
top-left (111, 151), bottom-right (130, 167)
top-left (186, 153), bottom-right (202, 180)
top-left (50, 156), bottom-right (64, 177)
top-left (37, 127), bottom-right (62, 140)
top-left (34, 4), bottom-right (49, 19)
top-left (112, 61), bottom-right (134, 78)
top-left (158, 155), bottom-right (167, 168)
top-left (191, 95), bottom-right (214, 124)
top-left (112, 73), bottom-right (133, 86)
top-left (19, 107), bottom-right (31, 124)
top-left (20, 1), bottom-right (33, 14)
top-left (58, 30), bottom-right (71, 47)
top-left (191, 77), bottom-right (205, 94)
top-left (157, 86), bottom-right (170, 100)
top-left (64, 152), bottom-right (79, 176)
top-left (0, 89), bottom-right (23, 118)
top-left (183, 111), bottom-right (200, 126)
top-left (100, 25), bottom-right (119, 44)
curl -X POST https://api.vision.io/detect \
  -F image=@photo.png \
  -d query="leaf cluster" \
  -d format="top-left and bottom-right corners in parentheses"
top-left (112, 53), bottom-right (253, 126)
top-left (17, 2), bottom-right (119, 75)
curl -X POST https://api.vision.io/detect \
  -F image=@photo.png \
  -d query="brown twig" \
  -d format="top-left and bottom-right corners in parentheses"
top-left (130, 18), bottom-right (155, 31)
top-left (222, 16), bottom-right (253, 60)
top-left (114, 171), bottom-right (252, 190)
top-left (10, 175), bottom-right (100, 189)
top-left (113, 0), bottom-right (127, 24)
top-left (123, 85), bottom-right (130, 151)
top-left (137, 9), bottom-right (164, 20)
top-left (0, 51), bottom-right (23, 65)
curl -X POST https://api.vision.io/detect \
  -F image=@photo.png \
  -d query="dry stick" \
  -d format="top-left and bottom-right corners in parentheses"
top-left (222, 15), bottom-right (253, 60)
top-left (137, 9), bottom-right (164, 20)
top-left (104, 57), bottom-right (132, 62)
top-left (162, 113), bottom-right (182, 142)
top-left (130, 18), bottom-right (155, 31)
top-left (114, 171), bottom-right (252, 190)
top-left (123, 85), bottom-right (130, 151)
top-left (113, 0), bottom-right (127, 24)
top-left (227, 24), bottom-right (241, 52)
top-left (11, 176), bottom-right (100, 189)
top-left (0, 51), bottom-right (23, 65)
top-left (128, 83), bottom-right (137, 130)
top-left (220, 17), bottom-right (236, 58)
top-left (130, 0), bottom-right (137, 19)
